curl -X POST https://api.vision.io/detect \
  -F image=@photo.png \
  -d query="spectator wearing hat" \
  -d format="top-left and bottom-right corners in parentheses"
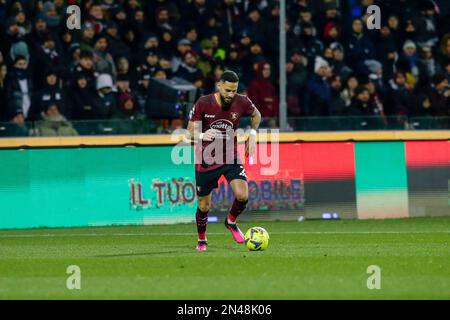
top-left (397, 40), bottom-right (419, 84)
top-left (427, 73), bottom-right (450, 116)
top-left (175, 49), bottom-right (203, 83)
top-left (170, 38), bottom-right (191, 73)
top-left (26, 14), bottom-right (49, 53)
top-left (80, 22), bottom-right (96, 53)
top-left (247, 61), bottom-right (279, 125)
top-left (329, 42), bottom-right (353, 81)
top-left (41, 1), bottom-right (62, 31)
top-left (135, 69), bottom-right (151, 113)
top-left (304, 56), bottom-right (332, 116)
top-left (141, 48), bottom-right (160, 76)
top-left (5, 55), bottom-right (33, 121)
top-left (183, 25), bottom-right (201, 53)
top-left (345, 18), bottom-right (376, 75)
top-left (34, 70), bottom-right (68, 118)
top-left (196, 38), bottom-right (216, 78)
top-left (95, 73), bottom-right (117, 119)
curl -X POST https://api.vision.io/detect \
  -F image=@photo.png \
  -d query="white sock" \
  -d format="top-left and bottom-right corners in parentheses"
top-left (227, 218), bottom-right (236, 225)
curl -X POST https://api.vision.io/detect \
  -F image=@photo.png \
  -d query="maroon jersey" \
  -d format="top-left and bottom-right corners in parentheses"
top-left (189, 93), bottom-right (256, 172)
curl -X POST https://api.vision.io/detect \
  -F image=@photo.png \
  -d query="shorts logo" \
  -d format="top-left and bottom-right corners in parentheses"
top-left (197, 186), bottom-right (201, 192)
top-left (239, 166), bottom-right (247, 178)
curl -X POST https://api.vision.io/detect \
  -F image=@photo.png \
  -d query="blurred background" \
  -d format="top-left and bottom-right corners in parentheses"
top-left (0, 0), bottom-right (449, 136)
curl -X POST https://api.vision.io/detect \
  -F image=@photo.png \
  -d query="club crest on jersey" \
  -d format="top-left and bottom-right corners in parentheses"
top-left (210, 119), bottom-right (234, 130)
top-left (230, 112), bottom-right (238, 120)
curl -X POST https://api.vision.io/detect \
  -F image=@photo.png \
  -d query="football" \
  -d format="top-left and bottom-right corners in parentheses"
top-left (244, 227), bottom-right (270, 251)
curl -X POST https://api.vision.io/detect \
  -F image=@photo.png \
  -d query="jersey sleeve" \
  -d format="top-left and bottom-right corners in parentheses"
top-left (189, 100), bottom-right (203, 122)
top-left (244, 96), bottom-right (256, 116)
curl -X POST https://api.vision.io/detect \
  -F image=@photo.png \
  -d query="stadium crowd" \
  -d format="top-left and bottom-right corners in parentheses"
top-left (0, 0), bottom-right (449, 135)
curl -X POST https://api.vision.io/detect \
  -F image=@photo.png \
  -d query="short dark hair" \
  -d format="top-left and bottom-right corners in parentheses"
top-left (220, 70), bottom-right (239, 83)
top-left (14, 55), bottom-right (27, 64)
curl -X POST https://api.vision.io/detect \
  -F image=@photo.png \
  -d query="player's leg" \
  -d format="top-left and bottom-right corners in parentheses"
top-left (195, 193), bottom-right (211, 251)
top-left (195, 168), bottom-right (220, 251)
top-left (223, 164), bottom-right (249, 244)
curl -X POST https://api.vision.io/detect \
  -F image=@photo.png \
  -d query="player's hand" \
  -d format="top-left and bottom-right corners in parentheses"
top-left (245, 134), bottom-right (256, 157)
top-left (201, 129), bottom-right (221, 141)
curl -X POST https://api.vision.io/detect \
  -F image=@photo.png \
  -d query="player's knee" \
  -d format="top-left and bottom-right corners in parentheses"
top-left (235, 193), bottom-right (248, 203)
top-left (198, 203), bottom-right (210, 213)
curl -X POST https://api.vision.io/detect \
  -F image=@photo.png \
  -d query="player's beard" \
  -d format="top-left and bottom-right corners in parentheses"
top-left (220, 94), bottom-right (234, 110)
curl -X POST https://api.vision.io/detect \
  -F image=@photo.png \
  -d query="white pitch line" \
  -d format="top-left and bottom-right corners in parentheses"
top-left (0, 230), bottom-right (449, 238)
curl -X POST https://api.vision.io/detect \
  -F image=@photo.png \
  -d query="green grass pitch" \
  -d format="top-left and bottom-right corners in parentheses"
top-left (0, 217), bottom-right (449, 299)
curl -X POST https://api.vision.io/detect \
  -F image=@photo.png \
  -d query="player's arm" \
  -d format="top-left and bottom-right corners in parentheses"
top-left (186, 120), bottom-right (219, 142)
top-left (246, 107), bottom-right (261, 157)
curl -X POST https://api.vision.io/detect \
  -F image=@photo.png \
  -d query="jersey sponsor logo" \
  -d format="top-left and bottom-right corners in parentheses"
top-left (210, 119), bottom-right (234, 130)
top-left (205, 114), bottom-right (216, 118)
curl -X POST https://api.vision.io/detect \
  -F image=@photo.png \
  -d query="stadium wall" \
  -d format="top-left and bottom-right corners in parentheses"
top-left (0, 133), bottom-right (448, 229)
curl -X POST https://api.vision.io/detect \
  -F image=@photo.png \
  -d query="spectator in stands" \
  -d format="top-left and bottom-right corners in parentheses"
top-left (135, 69), bottom-right (151, 114)
top-left (341, 75), bottom-right (359, 108)
top-left (34, 69), bottom-right (67, 118)
top-left (375, 24), bottom-right (398, 82)
top-left (286, 60), bottom-right (305, 117)
top-left (443, 59), bottom-right (450, 83)
top-left (4, 111), bottom-right (29, 137)
top-left (0, 62), bottom-right (7, 120)
top-left (437, 34), bottom-right (450, 65)
top-left (415, 0), bottom-right (439, 48)
top-left (36, 103), bottom-right (78, 136)
top-left (345, 18), bottom-right (376, 75)
top-left (247, 61), bottom-right (278, 125)
top-left (397, 40), bottom-right (420, 84)
top-left (304, 56), bottom-right (332, 116)
top-left (346, 86), bottom-right (382, 119)
top-left (328, 74), bottom-right (346, 116)
top-left (298, 22), bottom-right (324, 68)
top-left (95, 73), bottom-right (117, 119)
top-left (417, 45), bottom-right (442, 88)
top-left (72, 50), bottom-right (98, 91)
top-left (428, 73), bottom-right (450, 116)
top-left (105, 21), bottom-right (132, 60)
top-left (329, 42), bottom-right (352, 81)
top-left (93, 34), bottom-right (116, 79)
top-left (175, 50), bottom-right (203, 83)
top-left (31, 32), bottom-right (65, 89)
top-left (5, 55), bottom-right (33, 121)
top-left (196, 39), bottom-right (215, 78)
top-left (171, 38), bottom-right (192, 73)
top-left (69, 73), bottom-right (99, 120)
top-left (385, 72), bottom-right (415, 116)
top-left (111, 91), bottom-right (150, 134)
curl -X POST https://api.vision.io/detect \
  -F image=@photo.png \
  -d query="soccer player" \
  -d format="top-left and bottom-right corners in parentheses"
top-left (186, 70), bottom-right (262, 251)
